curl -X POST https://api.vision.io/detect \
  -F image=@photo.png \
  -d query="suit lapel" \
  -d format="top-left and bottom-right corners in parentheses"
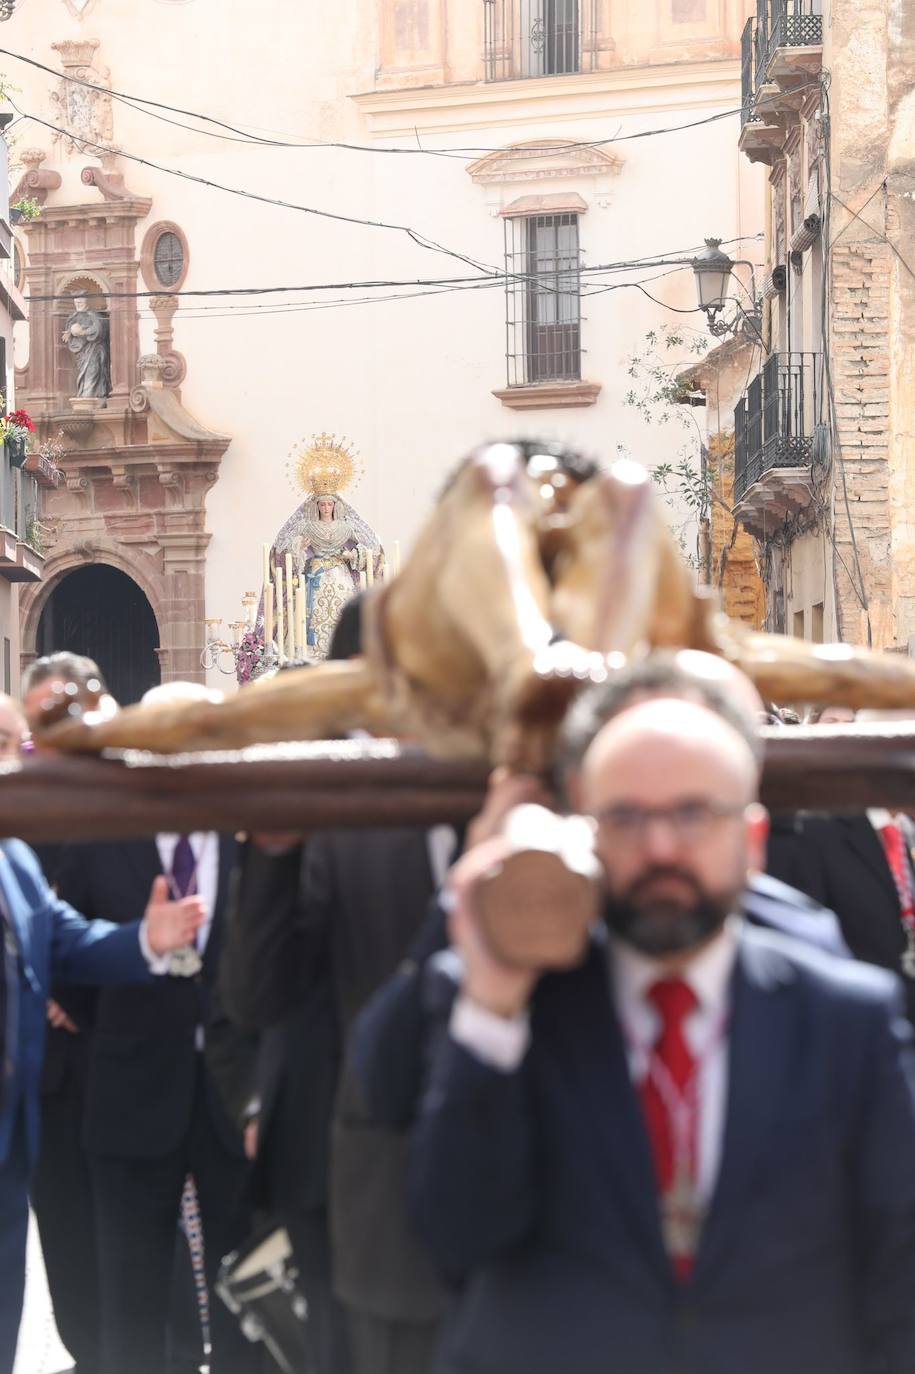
top-left (122, 839), bottom-right (165, 909)
top-left (551, 945), bottom-right (671, 1281)
top-left (694, 931), bottom-right (798, 1282)
top-left (202, 834), bottom-right (237, 978)
top-left (840, 816), bottom-right (899, 906)
top-left (0, 845), bottom-right (30, 967)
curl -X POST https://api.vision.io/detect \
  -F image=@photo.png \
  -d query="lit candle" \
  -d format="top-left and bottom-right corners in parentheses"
top-left (284, 552), bottom-right (295, 658)
top-left (264, 583), bottom-right (274, 655)
top-left (275, 565), bottom-right (286, 665)
top-left (263, 543), bottom-right (271, 593)
top-left (293, 578), bottom-right (303, 659)
top-left (366, 552), bottom-right (374, 587)
top-left (393, 540), bottom-right (401, 575)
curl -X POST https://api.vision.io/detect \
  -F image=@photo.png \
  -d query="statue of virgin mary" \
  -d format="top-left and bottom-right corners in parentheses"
top-left (273, 489), bottom-right (383, 657)
top-left (245, 436), bottom-right (384, 677)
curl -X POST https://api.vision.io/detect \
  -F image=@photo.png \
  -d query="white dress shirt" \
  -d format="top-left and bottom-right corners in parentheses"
top-left (427, 825), bottom-right (458, 890)
top-left (155, 832), bottom-right (219, 954)
top-left (450, 918), bottom-right (740, 1202)
top-left (154, 833), bottom-right (219, 1049)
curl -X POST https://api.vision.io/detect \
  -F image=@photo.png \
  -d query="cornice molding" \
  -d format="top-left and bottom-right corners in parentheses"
top-left (351, 59), bottom-right (741, 138)
top-left (493, 380), bottom-right (602, 410)
top-left (468, 139), bottom-right (623, 186)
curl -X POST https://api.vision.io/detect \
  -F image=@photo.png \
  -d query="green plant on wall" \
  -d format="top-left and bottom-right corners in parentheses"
top-left (24, 518), bottom-right (45, 554)
top-left (621, 326), bottom-right (737, 585)
top-left (12, 197), bottom-right (41, 222)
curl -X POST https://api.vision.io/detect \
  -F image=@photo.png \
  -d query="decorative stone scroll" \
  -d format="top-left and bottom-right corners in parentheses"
top-left (49, 39), bottom-right (114, 156)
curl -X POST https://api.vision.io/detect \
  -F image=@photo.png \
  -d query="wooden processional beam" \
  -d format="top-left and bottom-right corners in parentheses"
top-left (1, 725), bottom-right (914, 843)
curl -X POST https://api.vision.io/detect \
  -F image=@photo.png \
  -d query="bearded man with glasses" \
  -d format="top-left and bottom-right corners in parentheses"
top-left (379, 672), bottom-right (915, 1374)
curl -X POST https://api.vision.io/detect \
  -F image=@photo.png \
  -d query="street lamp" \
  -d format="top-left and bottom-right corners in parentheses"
top-left (692, 239), bottom-right (734, 320)
top-left (691, 237), bottom-right (762, 343)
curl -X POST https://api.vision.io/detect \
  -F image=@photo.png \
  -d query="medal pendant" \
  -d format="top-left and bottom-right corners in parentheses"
top-left (661, 1164), bottom-right (702, 1262)
top-left (902, 930), bottom-right (915, 980)
top-left (167, 944), bottom-right (203, 978)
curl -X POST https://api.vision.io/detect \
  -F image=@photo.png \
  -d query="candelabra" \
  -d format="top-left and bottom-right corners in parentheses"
top-left (200, 593), bottom-right (262, 676)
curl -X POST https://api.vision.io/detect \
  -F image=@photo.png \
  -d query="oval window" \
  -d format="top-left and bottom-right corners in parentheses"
top-left (153, 231), bottom-right (184, 288)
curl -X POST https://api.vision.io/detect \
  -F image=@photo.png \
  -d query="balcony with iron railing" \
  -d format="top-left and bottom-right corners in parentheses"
top-left (0, 456), bottom-right (43, 582)
top-left (739, 2), bottom-right (823, 163)
top-left (733, 352), bottom-right (824, 534)
top-left (483, 0), bottom-right (599, 82)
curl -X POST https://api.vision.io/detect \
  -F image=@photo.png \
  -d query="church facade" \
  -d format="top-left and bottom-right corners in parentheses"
top-left (2, 0), bottom-right (761, 692)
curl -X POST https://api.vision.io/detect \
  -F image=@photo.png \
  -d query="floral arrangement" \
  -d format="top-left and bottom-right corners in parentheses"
top-left (30, 427), bottom-right (66, 484)
top-left (235, 627), bottom-right (267, 685)
top-left (12, 197), bottom-right (41, 223)
top-left (0, 407), bottom-right (34, 445)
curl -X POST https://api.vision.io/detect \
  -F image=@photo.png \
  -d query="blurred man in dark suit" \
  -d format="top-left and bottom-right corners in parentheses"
top-left (766, 709), bottom-right (915, 1025)
top-left (402, 687), bottom-right (915, 1374)
top-left (22, 653), bottom-right (109, 1374)
top-left (220, 599), bottom-right (454, 1374)
top-left (51, 683), bottom-right (254, 1374)
top-left (0, 838), bottom-right (204, 1374)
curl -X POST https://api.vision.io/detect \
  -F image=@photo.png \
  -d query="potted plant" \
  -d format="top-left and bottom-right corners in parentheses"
top-left (10, 198), bottom-right (41, 226)
top-left (1, 408), bottom-right (35, 467)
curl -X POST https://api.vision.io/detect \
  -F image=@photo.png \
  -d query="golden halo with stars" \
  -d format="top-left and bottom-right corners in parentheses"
top-left (286, 433), bottom-right (362, 498)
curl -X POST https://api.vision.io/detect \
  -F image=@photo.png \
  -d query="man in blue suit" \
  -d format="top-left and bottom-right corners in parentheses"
top-left (405, 691), bottom-right (915, 1374)
top-left (0, 837), bottom-right (206, 1374)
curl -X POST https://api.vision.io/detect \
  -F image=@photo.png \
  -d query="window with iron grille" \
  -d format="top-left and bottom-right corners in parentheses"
top-left (485, 0), bottom-right (593, 81)
top-left (152, 230), bottom-right (184, 288)
top-left (504, 213), bottom-right (581, 386)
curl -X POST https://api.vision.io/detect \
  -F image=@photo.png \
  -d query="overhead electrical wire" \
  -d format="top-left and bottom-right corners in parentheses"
top-left (8, 100), bottom-right (506, 282)
top-left (0, 46), bottom-right (818, 161)
top-left (18, 242), bottom-right (762, 306)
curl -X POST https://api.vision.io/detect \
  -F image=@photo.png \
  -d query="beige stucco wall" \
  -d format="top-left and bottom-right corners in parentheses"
top-left (3, 0), bottom-right (761, 684)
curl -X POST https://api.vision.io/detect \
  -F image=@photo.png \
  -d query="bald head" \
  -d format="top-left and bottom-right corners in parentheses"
top-left (581, 697), bottom-right (768, 963)
top-left (582, 697), bottom-right (761, 807)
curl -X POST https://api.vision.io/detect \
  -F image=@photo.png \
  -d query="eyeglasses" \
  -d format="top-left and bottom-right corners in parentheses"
top-left (594, 800), bottom-right (746, 845)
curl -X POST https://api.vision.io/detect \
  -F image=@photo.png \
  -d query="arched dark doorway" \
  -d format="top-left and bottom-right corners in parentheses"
top-left (36, 565), bottom-right (161, 705)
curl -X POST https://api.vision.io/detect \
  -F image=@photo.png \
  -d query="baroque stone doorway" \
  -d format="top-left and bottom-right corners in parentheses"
top-left (36, 564), bottom-right (161, 705)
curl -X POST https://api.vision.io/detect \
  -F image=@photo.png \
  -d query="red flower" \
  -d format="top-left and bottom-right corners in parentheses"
top-left (7, 409), bottom-right (34, 432)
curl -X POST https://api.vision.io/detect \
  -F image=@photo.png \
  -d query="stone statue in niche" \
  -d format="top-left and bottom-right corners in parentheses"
top-left (62, 295), bottom-right (111, 400)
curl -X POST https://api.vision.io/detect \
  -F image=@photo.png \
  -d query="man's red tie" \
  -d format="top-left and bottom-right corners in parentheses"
top-left (641, 977), bottom-right (698, 1280)
top-left (879, 821), bottom-right (914, 920)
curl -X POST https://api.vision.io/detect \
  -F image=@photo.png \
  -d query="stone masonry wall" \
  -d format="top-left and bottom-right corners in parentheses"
top-left (830, 239), bottom-right (894, 647)
top-left (709, 430), bottom-right (766, 628)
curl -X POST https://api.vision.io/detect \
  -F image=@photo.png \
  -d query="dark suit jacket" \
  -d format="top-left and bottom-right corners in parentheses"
top-left (767, 813), bottom-right (915, 1022)
top-left (31, 842), bottom-right (98, 1098)
top-left (219, 830), bottom-right (451, 1323)
top-left (54, 836), bottom-right (245, 1159)
top-left (352, 874), bottom-right (849, 1131)
top-left (407, 926), bottom-right (915, 1374)
top-left (0, 840), bottom-right (150, 1169)
top-left (218, 841), bottom-right (339, 1216)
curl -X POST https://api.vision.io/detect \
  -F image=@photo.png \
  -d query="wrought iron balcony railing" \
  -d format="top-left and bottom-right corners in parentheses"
top-left (483, 0), bottom-right (598, 81)
top-left (740, 1), bottom-right (823, 122)
top-left (0, 458), bottom-right (40, 545)
top-left (740, 18), bottom-right (757, 126)
top-left (734, 352), bottom-right (823, 502)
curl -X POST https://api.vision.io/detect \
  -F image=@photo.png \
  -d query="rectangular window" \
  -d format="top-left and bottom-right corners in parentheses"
top-left (793, 609), bottom-right (805, 641)
top-left (484, 0), bottom-right (583, 80)
top-left (811, 601), bottom-right (824, 643)
top-left (505, 213), bottom-right (581, 386)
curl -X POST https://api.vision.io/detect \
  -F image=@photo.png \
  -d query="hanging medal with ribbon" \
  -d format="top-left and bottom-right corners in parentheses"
top-left (165, 834), bottom-right (206, 979)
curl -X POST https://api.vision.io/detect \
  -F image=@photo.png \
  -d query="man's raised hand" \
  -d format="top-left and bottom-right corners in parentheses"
top-left (143, 875), bottom-right (205, 956)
